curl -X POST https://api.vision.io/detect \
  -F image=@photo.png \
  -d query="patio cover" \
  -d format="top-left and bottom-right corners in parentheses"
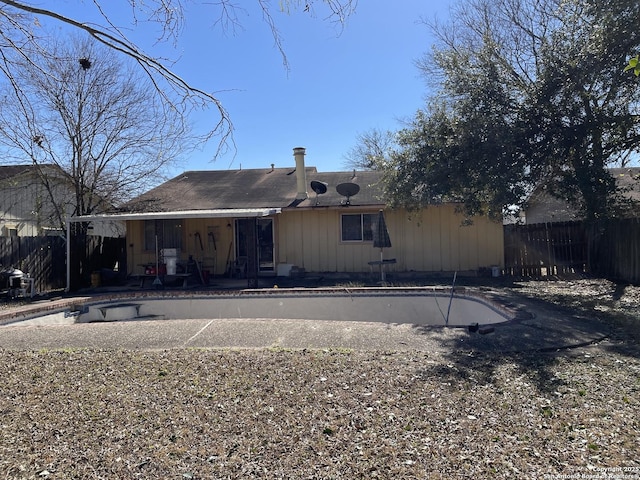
top-left (65, 208), bottom-right (282, 291)
top-left (69, 208), bottom-right (282, 223)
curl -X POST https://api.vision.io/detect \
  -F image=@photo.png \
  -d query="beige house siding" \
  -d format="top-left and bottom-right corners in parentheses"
top-left (124, 204), bottom-right (504, 277)
top-left (126, 217), bottom-right (233, 276)
top-left (277, 209), bottom-right (381, 272)
top-left (183, 218), bottom-right (232, 276)
top-left (126, 221), bottom-right (148, 270)
top-left (277, 206), bottom-right (503, 273)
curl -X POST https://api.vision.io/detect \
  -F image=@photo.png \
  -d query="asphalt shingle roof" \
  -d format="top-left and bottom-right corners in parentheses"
top-left (121, 167), bottom-right (386, 213)
top-left (0, 165), bottom-right (34, 180)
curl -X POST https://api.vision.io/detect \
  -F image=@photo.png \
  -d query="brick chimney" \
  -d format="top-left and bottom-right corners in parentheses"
top-left (293, 147), bottom-right (308, 200)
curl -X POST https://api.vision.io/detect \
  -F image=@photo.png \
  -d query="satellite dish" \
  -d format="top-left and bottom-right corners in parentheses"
top-left (336, 182), bottom-right (360, 205)
top-left (310, 180), bottom-right (328, 206)
top-left (310, 180), bottom-right (328, 195)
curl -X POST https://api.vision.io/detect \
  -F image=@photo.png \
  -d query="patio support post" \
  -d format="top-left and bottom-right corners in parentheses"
top-left (65, 218), bottom-right (71, 292)
top-left (246, 217), bottom-right (258, 288)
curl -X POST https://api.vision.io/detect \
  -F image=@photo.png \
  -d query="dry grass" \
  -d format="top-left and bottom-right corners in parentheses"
top-left (513, 278), bottom-right (640, 344)
top-left (1, 279), bottom-right (639, 479)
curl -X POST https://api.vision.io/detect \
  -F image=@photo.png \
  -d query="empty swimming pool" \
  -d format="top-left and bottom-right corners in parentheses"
top-left (6, 287), bottom-right (515, 327)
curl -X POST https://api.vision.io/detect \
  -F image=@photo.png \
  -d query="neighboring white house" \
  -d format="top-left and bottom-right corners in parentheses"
top-left (0, 165), bottom-right (67, 237)
top-left (0, 164), bottom-right (124, 238)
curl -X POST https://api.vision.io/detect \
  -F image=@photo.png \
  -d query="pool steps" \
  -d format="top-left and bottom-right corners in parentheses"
top-left (84, 302), bottom-right (166, 323)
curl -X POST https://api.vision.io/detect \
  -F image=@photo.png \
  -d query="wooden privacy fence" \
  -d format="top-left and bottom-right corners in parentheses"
top-left (504, 222), bottom-right (588, 277)
top-left (0, 235), bottom-right (126, 293)
top-left (588, 218), bottom-right (640, 284)
top-left (0, 236), bottom-right (66, 292)
top-left (505, 219), bottom-right (640, 283)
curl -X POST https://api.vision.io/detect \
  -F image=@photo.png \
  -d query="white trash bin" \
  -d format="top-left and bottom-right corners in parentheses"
top-left (162, 249), bottom-right (179, 275)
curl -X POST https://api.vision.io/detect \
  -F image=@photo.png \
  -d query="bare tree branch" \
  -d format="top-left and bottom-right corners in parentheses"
top-left (0, 0), bottom-right (357, 159)
top-left (0, 36), bottom-right (191, 231)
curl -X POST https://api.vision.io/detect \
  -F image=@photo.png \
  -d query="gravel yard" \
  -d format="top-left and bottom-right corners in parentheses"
top-left (0, 278), bottom-right (639, 479)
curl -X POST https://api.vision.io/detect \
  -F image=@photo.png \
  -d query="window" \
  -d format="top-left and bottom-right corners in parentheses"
top-left (144, 219), bottom-right (183, 251)
top-left (3, 225), bottom-right (18, 237)
top-left (341, 213), bottom-right (375, 242)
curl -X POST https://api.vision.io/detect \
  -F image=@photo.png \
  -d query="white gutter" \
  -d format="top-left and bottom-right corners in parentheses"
top-left (68, 207), bottom-right (282, 223)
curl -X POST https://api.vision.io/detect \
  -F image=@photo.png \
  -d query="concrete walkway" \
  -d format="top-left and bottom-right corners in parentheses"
top-left (0, 288), bottom-right (612, 353)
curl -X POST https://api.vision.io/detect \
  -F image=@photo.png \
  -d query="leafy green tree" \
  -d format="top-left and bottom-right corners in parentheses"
top-left (625, 55), bottom-right (640, 76)
top-left (375, 0), bottom-right (640, 221)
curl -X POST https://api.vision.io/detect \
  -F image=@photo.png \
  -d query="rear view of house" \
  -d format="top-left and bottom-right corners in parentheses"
top-left (79, 148), bottom-right (504, 284)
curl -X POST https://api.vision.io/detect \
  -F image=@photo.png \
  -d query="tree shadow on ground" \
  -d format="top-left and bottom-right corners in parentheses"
top-left (414, 349), bottom-right (568, 396)
top-left (410, 277), bottom-right (640, 392)
top-left (505, 279), bottom-right (640, 358)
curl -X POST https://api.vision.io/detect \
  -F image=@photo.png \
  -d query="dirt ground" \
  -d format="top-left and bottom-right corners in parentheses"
top-left (506, 277), bottom-right (640, 344)
top-left (0, 277), bottom-right (638, 479)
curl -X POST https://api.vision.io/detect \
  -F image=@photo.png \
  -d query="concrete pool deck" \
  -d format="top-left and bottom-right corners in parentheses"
top-left (0, 287), bottom-right (612, 353)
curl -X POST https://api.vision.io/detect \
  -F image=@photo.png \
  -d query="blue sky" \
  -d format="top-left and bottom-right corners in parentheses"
top-left (55, 1), bottom-right (452, 174)
top-left (165, 1), bottom-right (452, 174)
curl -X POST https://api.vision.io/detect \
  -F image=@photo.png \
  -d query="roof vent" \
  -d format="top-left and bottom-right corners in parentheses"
top-left (336, 182), bottom-right (360, 205)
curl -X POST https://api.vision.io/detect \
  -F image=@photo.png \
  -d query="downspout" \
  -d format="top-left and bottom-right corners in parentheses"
top-left (293, 147), bottom-right (308, 200)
